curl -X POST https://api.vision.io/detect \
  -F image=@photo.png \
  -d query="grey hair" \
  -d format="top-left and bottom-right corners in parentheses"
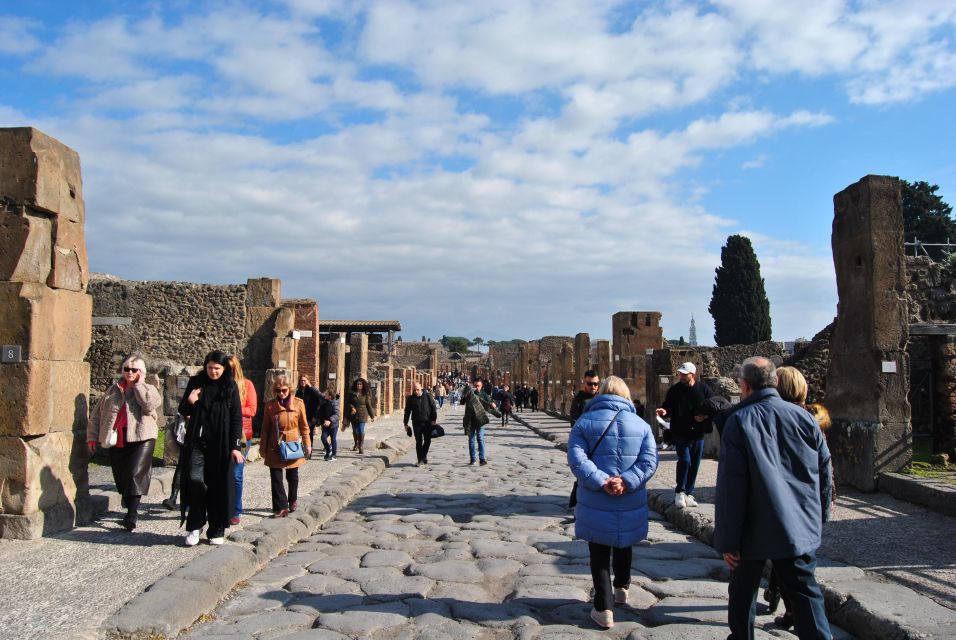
top-left (121, 354), bottom-right (147, 373)
top-left (740, 356), bottom-right (777, 390)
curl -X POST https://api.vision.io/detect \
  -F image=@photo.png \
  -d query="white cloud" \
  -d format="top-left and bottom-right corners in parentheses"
top-left (0, 15), bottom-right (40, 55)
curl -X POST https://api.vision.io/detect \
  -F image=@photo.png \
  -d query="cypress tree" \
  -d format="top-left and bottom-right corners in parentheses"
top-left (708, 234), bottom-right (772, 346)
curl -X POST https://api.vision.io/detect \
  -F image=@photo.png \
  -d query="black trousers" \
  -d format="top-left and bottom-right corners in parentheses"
top-left (588, 542), bottom-right (632, 611)
top-left (185, 446), bottom-right (227, 538)
top-left (412, 422), bottom-right (432, 462)
top-left (109, 439), bottom-right (155, 497)
top-left (269, 467), bottom-right (299, 511)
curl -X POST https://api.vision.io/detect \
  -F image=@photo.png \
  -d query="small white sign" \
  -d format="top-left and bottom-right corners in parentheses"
top-left (328, 372), bottom-right (337, 379)
top-left (299, 330), bottom-right (313, 337)
top-left (278, 360), bottom-right (287, 368)
top-left (291, 330), bottom-right (301, 340)
top-left (881, 361), bottom-right (897, 373)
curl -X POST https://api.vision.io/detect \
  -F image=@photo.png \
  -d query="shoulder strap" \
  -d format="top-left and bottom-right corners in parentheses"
top-left (586, 409), bottom-right (624, 459)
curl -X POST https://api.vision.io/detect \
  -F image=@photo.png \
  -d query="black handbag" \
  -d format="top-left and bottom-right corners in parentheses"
top-left (430, 424), bottom-right (445, 438)
top-left (569, 409), bottom-right (623, 509)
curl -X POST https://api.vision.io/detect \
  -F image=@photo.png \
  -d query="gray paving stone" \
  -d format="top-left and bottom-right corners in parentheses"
top-left (361, 549), bottom-right (413, 567)
top-left (306, 555), bottom-right (359, 574)
top-left (217, 587), bottom-right (292, 618)
top-left (472, 539), bottom-right (541, 560)
top-left (268, 630), bottom-right (351, 640)
top-left (644, 596), bottom-right (731, 625)
top-left (286, 573), bottom-right (359, 595)
top-left (477, 558), bottom-right (524, 579)
top-left (247, 564), bottom-right (308, 586)
top-left (642, 578), bottom-right (728, 599)
top-left (274, 551), bottom-right (327, 566)
top-left (228, 610), bottom-right (313, 636)
top-left (285, 593), bottom-right (364, 616)
top-left (510, 580), bottom-right (589, 607)
top-left (635, 558), bottom-right (725, 580)
top-left (316, 600), bottom-right (411, 635)
top-left (429, 582), bottom-right (496, 602)
top-left (628, 622), bottom-right (780, 639)
top-left (448, 599), bottom-right (539, 628)
top-left (361, 574), bottom-right (435, 599)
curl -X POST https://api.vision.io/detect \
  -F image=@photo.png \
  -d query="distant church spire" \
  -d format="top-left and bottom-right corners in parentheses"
top-left (689, 314), bottom-right (698, 346)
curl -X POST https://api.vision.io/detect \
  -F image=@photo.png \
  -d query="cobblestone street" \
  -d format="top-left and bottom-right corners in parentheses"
top-left (181, 411), bottom-right (846, 639)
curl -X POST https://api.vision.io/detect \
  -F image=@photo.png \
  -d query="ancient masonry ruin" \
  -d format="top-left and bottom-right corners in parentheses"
top-left (0, 128), bottom-right (92, 539)
top-left (1, 125), bottom-right (951, 538)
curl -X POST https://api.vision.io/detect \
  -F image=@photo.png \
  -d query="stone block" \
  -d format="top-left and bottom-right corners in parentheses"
top-left (245, 306), bottom-right (277, 340)
top-left (0, 204), bottom-right (52, 284)
top-left (246, 277), bottom-right (281, 307)
top-left (0, 127), bottom-right (84, 221)
top-left (49, 361), bottom-right (90, 433)
top-left (0, 431), bottom-right (78, 515)
top-left (0, 282), bottom-right (92, 361)
top-left (0, 359), bottom-right (88, 437)
top-left (272, 336), bottom-right (295, 368)
top-left (0, 500), bottom-right (79, 539)
top-left (0, 359), bottom-right (52, 437)
top-left (274, 306), bottom-right (295, 336)
top-left (48, 216), bottom-right (89, 291)
top-left (164, 374), bottom-right (188, 416)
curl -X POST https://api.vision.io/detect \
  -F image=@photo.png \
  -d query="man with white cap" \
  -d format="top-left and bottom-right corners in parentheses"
top-left (655, 361), bottom-right (714, 508)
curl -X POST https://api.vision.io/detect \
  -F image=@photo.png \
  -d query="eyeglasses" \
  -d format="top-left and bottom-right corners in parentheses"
top-left (123, 367), bottom-right (140, 373)
top-left (585, 381), bottom-right (599, 387)
top-left (275, 388), bottom-right (290, 394)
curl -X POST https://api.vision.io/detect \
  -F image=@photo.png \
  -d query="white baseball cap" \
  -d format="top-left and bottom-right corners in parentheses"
top-left (677, 362), bottom-right (697, 375)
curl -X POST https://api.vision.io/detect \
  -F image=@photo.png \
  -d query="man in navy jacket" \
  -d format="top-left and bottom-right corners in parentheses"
top-left (715, 356), bottom-right (833, 640)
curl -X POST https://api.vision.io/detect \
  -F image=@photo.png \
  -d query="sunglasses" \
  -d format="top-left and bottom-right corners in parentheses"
top-left (585, 381), bottom-right (599, 387)
top-left (275, 387), bottom-right (290, 394)
top-left (123, 367), bottom-right (140, 373)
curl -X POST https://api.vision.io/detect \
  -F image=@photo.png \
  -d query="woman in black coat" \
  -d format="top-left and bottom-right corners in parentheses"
top-left (178, 350), bottom-right (245, 547)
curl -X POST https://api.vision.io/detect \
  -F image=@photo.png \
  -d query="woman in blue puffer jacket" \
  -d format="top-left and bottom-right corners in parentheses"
top-left (568, 375), bottom-right (658, 630)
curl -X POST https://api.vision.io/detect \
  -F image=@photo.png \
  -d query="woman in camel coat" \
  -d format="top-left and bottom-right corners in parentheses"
top-left (260, 374), bottom-right (311, 517)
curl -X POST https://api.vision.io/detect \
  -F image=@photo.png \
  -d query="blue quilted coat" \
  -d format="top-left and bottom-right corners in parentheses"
top-left (568, 394), bottom-right (658, 548)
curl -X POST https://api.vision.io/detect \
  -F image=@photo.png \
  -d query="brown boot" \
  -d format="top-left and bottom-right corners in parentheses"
top-left (358, 434), bottom-right (364, 455)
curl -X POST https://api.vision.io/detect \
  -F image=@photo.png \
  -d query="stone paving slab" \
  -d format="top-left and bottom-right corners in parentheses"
top-left (514, 410), bottom-right (956, 640)
top-left (0, 410), bottom-right (412, 640)
top-left (180, 412), bottom-right (854, 640)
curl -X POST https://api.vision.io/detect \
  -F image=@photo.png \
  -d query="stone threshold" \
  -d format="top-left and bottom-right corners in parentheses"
top-left (879, 472), bottom-right (956, 518)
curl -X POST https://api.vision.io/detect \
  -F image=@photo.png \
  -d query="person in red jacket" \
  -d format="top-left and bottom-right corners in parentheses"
top-left (227, 356), bottom-right (257, 525)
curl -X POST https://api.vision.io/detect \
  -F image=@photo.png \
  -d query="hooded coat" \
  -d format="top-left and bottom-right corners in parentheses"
top-left (568, 394), bottom-right (658, 548)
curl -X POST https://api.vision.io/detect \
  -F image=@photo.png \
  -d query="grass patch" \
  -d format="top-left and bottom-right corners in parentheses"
top-left (913, 435), bottom-right (933, 463)
top-left (901, 461), bottom-right (956, 483)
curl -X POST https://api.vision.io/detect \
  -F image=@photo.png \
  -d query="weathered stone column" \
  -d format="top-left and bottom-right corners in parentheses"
top-left (349, 333), bottom-right (368, 382)
top-left (827, 175), bottom-right (911, 491)
top-left (933, 337), bottom-right (956, 457)
top-left (574, 332), bottom-right (590, 384)
top-left (0, 127), bottom-right (92, 539)
top-left (325, 333), bottom-right (347, 425)
top-left (596, 339), bottom-right (611, 379)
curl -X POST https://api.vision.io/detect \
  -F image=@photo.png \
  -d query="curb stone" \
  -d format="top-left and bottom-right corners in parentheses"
top-left (510, 412), bottom-right (956, 640)
top-left (101, 434), bottom-right (413, 639)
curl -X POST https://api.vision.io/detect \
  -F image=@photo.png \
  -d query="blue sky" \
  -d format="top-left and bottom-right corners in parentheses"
top-left (2, 1), bottom-right (954, 346)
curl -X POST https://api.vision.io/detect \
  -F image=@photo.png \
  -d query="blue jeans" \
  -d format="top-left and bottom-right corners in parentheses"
top-left (436, 396), bottom-right (445, 408)
top-left (728, 553), bottom-right (831, 640)
top-left (672, 434), bottom-right (704, 495)
top-left (352, 421), bottom-right (367, 436)
top-left (233, 440), bottom-right (251, 515)
top-left (468, 426), bottom-right (486, 462)
top-left (321, 427), bottom-right (337, 458)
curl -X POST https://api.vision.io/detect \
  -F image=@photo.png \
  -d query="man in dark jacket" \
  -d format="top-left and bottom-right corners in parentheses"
top-left (655, 362), bottom-right (712, 509)
top-left (404, 383), bottom-right (438, 466)
top-left (296, 375), bottom-right (325, 452)
top-left (569, 370), bottom-right (600, 421)
top-left (715, 356), bottom-right (833, 640)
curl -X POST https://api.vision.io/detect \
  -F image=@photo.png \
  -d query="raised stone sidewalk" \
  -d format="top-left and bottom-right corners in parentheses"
top-left (0, 410), bottom-right (414, 640)
top-left (515, 410), bottom-right (956, 640)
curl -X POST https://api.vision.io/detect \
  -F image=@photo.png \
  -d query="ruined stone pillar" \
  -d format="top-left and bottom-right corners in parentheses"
top-left (0, 127), bottom-right (92, 539)
top-left (374, 364), bottom-right (393, 416)
top-left (349, 333), bottom-right (368, 382)
top-left (596, 340), bottom-right (611, 379)
top-left (827, 175), bottom-right (911, 491)
top-left (933, 337), bottom-right (956, 457)
top-left (326, 334), bottom-right (347, 425)
top-left (574, 332), bottom-right (590, 383)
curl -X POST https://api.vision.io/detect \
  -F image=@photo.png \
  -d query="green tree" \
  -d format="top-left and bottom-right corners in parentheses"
top-left (440, 336), bottom-right (471, 353)
top-left (902, 180), bottom-right (955, 260)
top-left (471, 337), bottom-right (485, 352)
top-left (708, 234), bottom-right (772, 346)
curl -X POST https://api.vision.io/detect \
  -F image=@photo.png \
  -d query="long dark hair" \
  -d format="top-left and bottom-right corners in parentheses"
top-left (201, 350), bottom-right (235, 386)
top-left (351, 377), bottom-right (368, 394)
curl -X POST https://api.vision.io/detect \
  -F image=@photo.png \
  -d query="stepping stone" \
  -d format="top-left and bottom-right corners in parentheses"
top-left (644, 596), bottom-right (729, 625)
top-left (317, 600), bottom-right (411, 636)
top-left (407, 560), bottom-right (485, 583)
top-left (361, 549), bottom-right (413, 568)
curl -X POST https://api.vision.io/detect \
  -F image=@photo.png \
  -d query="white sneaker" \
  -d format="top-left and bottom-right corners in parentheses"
top-left (208, 536), bottom-right (224, 546)
top-left (184, 530), bottom-right (201, 547)
top-left (590, 608), bottom-right (614, 629)
top-left (614, 587), bottom-right (628, 605)
top-left (684, 494), bottom-right (698, 507)
top-left (674, 492), bottom-right (687, 508)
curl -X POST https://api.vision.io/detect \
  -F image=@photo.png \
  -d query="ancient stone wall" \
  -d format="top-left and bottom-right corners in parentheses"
top-left (88, 274), bottom-right (246, 391)
top-left (0, 127), bottom-right (92, 539)
top-left (709, 340), bottom-right (789, 377)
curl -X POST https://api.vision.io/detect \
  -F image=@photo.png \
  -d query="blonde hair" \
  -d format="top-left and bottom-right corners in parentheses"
top-left (272, 374), bottom-right (291, 400)
top-left (597, 375), bottom-right (631, 400)
top-left (227, 355), bottom-right (247, 403)
top-left (776, 366), bottom-right (808, 405)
